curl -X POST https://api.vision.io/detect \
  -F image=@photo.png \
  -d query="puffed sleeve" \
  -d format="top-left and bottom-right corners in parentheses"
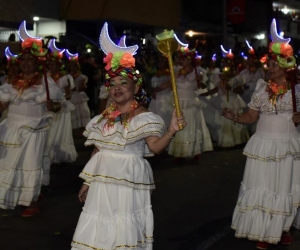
top-left (247, 79), bottom-right (267, 111)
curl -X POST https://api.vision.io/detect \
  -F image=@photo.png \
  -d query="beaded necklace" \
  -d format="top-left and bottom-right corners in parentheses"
top-left (98, 100), bottom-right (139, 129)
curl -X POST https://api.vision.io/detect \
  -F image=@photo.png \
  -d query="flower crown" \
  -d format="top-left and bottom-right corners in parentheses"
top-left (99, 22), bottom-right (142, 88)
top-left (268, 19), bottom-right (296, 69)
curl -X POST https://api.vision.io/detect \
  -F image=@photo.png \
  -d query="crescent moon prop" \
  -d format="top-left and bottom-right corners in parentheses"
top-left (220, 45), bottom-right (232, 57)
top-left (18, 20), bottom-right (42, 42)
top-left (174, 34), bottom-right (188, 48)
top-left (245, 40), bottom-right (253, 50)
top-left (118, 35), bottom-right (127, 47)
top-left (99, 22), bottom-right (138, 55)
top-left (65, 49), bottom-right (79, 60)
top-left (212, 54), bottom-right (217, 61)
top-left (5, 47), bottom-right (17, 59)
top-left (270, 18), bottom-right (290, 44)
top-left (48, 39), bottom-right (65, 54)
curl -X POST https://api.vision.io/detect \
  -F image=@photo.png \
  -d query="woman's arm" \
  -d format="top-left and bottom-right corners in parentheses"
top-left (222, 107), bottom-right (260, 125)
top-left (145, 110), bottom-right (187, 154)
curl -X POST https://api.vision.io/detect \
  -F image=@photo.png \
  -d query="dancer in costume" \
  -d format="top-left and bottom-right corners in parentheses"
top-left (159, 47), bottom-right (213, 161)
top-left (0, 47), bottom-right (19, 123)
top-left (46, 39), bottom-right (78, 164)
top-left (66, 50), bottom-right (91, 134)
top-left (222, 19), bottom-right (300, 249)
top-left (71, 22), bottom-right (186, 250)
top-left (0, 21), bottom-right (65, 216)
top-left (201, 47), bottom-right (249, 147)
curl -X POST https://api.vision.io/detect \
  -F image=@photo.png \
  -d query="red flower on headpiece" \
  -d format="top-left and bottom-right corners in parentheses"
top-left (104, 52), bottom-right (113, 70)
top-left (21, 38), bottom-right (42, 49)
top-left (120, 53), bottom-right (135, 68)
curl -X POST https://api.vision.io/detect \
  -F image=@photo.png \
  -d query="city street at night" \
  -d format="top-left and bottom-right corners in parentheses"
top-left (0, 136), bottom-right (299, 250)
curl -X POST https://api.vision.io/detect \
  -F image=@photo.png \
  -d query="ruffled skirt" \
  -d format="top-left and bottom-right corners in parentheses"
top-left (232, 154), bottom-right (300, 244)
top-left (70, 91), bottom-right (91, 129)
top-left (46, 110), bottom-right (78, 164)
top-left (0, 126), bottom-right (50, 209)
top-left (71, 182), bottom-right (153, 250)
top-left (167, 97), bottom-right (213, 157)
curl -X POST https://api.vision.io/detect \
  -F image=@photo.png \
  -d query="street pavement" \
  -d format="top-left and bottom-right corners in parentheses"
top-left (0, 137), bottom-right (300, 250)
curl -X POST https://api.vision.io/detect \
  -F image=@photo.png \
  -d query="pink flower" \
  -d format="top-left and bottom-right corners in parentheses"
top-left (120, 53), bottom-right (135, 68)
top-left (104, 53), bottom-right (113, 70)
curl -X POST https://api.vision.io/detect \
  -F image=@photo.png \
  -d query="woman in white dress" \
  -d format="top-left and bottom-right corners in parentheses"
top-left (202, 51), bottom-right (249, 147)
top-left (71, 22), bottom-right (187, 250)
top-left (222, 19), bottom-right (300, 249)
top-left (66, 50), bottom-right (91, 134)
top-left (149, 56), bottom-right (172, 127)
top-left (159, 48), bottom-right (213, 161)
top-left (0, 22), bottom-right (65, 217)
top-left (0, 47), bottom-right (19, 123)
top-left (45, 40), bottom-right (78, 164)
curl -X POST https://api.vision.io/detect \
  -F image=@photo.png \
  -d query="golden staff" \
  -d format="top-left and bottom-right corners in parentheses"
top-left (156, 30), bottom-right (183, 130)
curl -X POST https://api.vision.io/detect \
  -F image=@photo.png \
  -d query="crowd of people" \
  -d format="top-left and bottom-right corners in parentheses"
top-left (0, 18), bottom-right (300, 250)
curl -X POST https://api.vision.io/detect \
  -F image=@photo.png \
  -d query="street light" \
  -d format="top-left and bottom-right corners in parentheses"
top-left (33, 16), bottom-right (39, 21)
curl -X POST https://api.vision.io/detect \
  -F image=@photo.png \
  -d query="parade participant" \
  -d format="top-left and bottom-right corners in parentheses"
top-left (0, 47), bottom-right (19, 123)
top-left (159, 47), bottom-right (213, 161)
top-left (0, 21), bottom-right (65, 216)
top-left (71, 22), bottom-right (187, 250)
top-left (66, 50), bottom-right (91, 135)
top-left (45, 39), bottom-right (78, 164)
top-left (222, 19), bottom-right (300, 249)
top-left (149, 55), bottom-right (172, 127)
top-left (201, 48), bottom-right (249, 147)
top-left (227, 41), bottom-right (265, 105)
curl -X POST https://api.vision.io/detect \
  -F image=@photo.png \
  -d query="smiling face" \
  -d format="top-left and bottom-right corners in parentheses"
top-left (108, 76), bottom-right (139, 105)
top-left (267, 59), bottom-right (286, 82)
top-left (19, 53), bottom-right (38, 75)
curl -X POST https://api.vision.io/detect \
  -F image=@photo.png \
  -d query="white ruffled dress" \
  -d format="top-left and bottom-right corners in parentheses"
top-left (71, 112), bottom-right (165, 250)
top-left (231, 79), bottom-right (300, 244)
top-left (70, 74), bottom-right (91, 128)
top-left (206, 80), bottom-right (249, 147)
top-left (46, 74), bottom-right (78, 163)
top-left (149, 74), bottom-right (172, 127)
top-left (0, 82), bottom-right (10, 123)
top-left (165, 68), bottom-right (213, 157)
top-left (0, 78), bottom-right (65, 209)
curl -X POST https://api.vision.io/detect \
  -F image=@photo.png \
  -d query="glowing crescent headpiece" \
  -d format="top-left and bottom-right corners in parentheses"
top-left (268, 18), bottom-right (295, 69)
top-left (99, 22), bottom-right (142, 87)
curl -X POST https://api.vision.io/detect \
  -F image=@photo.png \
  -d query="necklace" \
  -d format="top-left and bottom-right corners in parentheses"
top-left (13, 72), bottom-right (40, 95)
top-left (266, 81), bottom-right (289, 108)
top-left (98, 100), bottom-right (139, 129)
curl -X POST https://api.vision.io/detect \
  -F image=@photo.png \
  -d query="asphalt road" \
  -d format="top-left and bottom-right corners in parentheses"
top-left (0, 137), bottom-right (299, 250)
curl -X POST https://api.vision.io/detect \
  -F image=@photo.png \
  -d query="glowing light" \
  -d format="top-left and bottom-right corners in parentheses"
top-left (174, 34), bottom-right (188, 48)
top-left (65, 49), bottom-right (79, 60)
top-left (220, 45), bottom-right (228, 54)
top-left (18, 20), bottom-right (42, 42)
top-left (5, 47), bottom-right (17, 59)
top-left (212, 54), bottom-right (217, 61)
top-left (279, 31), bottom-right (284, 38)
top-left (48, 39), bottom-right (65, 54)
top-left (142, 39), bottom-right (146, 45)
top-left (99, 22), bottom-right (138, 55)
top-left (223, 67), bottom-right (230, 72)
top-left (33, 16), bottom-right (39, 21)
top-left (188, 31), bottom-right (194, 37)
top-left (87, 48), bottom-right (91, 53)
top-left (281, 7), bottom-right (289, 15)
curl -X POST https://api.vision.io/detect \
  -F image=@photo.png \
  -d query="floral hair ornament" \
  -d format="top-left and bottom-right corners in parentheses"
top-left (99, 22), bottom-right (142, 88)
top-left (17, 21), bottom-right (50, 99)
top-left (5, 47), bottom-right (18, 68)
top-left (268, 19), bottom-right (296, 69)
top-left (18, 21), bottom-right (47, 59)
